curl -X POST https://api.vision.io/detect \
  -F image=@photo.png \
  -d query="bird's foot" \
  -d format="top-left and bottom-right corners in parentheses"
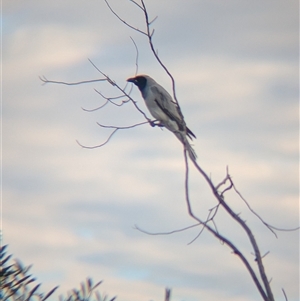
top-left (150, 120), bottom-right (164, 128)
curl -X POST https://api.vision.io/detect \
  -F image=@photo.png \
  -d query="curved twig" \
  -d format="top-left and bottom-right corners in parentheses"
top-left (129, 0), bottom-right (143, 10)
top-left (103, 0), bottom-right (147, 36)
top-left (140, 1), bottom-right (180, 109)
top-left (187, 204), bottom-right (220, 245)
top-left (76, 129), bottom-right (118, 149)
top-left (94, 89), bottom-right (131, 106)
top-left (96, 121), bottom-right (148, 129)
top-left (77, 121), bottom-right (149, 149)
top-left (282, 288), bottom-right (288, 301)
top-left (134, 223), bottom-right (201, 236)
top-left (130, 36), bottom-right (139, 75)
top-left (232, 183), bottom-right (300, 235)
top-left (81, 99), bottom-right (111, 112)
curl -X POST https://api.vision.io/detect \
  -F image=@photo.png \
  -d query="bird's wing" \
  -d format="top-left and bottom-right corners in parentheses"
top-left (150, 85), bottom-right (197, 140)
top-left (150, 85), bottom-right (183, 123)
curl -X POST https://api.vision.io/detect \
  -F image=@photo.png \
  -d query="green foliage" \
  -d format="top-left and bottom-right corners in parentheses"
top-left (0, 245), bottom-right (58, 301)
top-left (59, 278), bottom-right (116, 301)
top-left (0, 245), bottom-right (116, 301)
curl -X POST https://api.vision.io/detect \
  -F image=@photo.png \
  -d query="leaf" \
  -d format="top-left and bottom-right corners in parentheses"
top-left (0, 245), bottom-right (8, 255)
top-left (0, 265), bottom-right (14, 276)
top-left (95, 291), bottom-right (101, 301)
top-left (80, 281), bottom-right (86, 297)
top-left (72, 289), bottom-right (81, 301)
top-left (41, 286), bottom-right (59, 301)
top-left (87, 278), bottom-right (92, 291)
top-left (0, 246), bottom-right (9, 260)
top-left (25, 278), bottom-right (37, 285)
top-left (92, 280), bottom-right (103, 291)
top-left (14, 275), bottom-right (31, 286)
top-left (27, 284), bottom-right (41, 300)
top-left (1, 254), bottom-right (12, 266)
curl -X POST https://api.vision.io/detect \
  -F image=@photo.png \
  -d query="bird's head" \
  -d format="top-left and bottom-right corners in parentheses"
top-left (127, 75), bottom-right (148, 91)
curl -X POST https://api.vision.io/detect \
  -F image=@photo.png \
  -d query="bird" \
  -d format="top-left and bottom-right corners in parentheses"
top-left (127, 74), bottom-right (197, 160)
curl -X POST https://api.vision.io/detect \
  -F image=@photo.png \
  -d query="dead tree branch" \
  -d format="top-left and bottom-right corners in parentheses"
top-left (183, 150), bottom-right (272, 301)
top-left (187, 155), bottom-right (275, 301)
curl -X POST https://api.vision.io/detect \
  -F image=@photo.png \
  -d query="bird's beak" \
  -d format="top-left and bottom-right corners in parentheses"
top-left (127, 77), bottom-right (135, 83)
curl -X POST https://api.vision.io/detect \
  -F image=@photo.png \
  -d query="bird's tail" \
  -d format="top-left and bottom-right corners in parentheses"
top-left (174, 131), bottom-right (197, 161)
top-left (185, 140), bottom-right (197, 161)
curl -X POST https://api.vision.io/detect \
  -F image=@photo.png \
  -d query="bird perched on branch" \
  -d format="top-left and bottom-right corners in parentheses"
top-left (127, 74), bottom-right (197, 160)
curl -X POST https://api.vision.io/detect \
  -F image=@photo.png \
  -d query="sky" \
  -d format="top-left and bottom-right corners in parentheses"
top-left (2, 0), bottom-right (299, 301)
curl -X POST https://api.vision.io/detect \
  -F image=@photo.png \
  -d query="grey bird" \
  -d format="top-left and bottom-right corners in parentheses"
top-left (127, 74), bottom-right (197, 160)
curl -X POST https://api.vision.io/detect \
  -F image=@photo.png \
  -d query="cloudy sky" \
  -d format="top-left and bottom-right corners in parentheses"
top-left (3, 1), bottom-right (299, 301)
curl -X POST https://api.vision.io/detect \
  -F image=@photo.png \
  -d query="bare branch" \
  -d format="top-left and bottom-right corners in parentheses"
top-left (76, 121), bottom-right (148, 150)
top-left (188, 204), bottom-right (220, 245)
top-left (130, 36), bottom-right (139, 75)
top-left (94, 90), bottom-right (129, 102)
top-left (87, 58), bottom-right (153, 123)
top-left (134, 223), bottom-right (201, 236)
top-left (220, 180), bottom-right (233, 198)
top-left (96, 121), bottom-right (148, 130)
top-left (252, 251), bottom-right (270, 261)
top-left (81, 99), bottom-right (111, 112)
top-left (189, 158), bottom-right (274, 301)
top-left (94, 89), bottom-right (131, 107)
top-left (282, 288), bottom-right (288, 301)
top-left (184, 150), bottom-right (270, 300)
top-left (129, 0), bottom-right (144, 11)
top-left (148, 15), bottom-right (158, 26)
top-left (39, 76), bottom-right (106, 86)
top-left (103, 0), bottom-right (147, 36)
top-left (215, 170), bottom-right (230, 189)
top-left (232, 182), bottom-right (300, 235)
top-left (140, 0), bottom-right (180, 110)
top-left (76, 129), bottom-right (119, 149)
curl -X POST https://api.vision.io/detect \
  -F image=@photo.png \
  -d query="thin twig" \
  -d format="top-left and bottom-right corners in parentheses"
top-left (39, 76), bottom-right (106, 86)
top-left (87, 58), bottom-right (152, 123)
top-left (76, 129), bottom-right (118, 149)
top-left (94, 89), bottom-right (131, 107)
top-left (188, 204), bottom-right (220, 244)
top-left (103, 0), bottom-right (147, 36)
top-left (129, 0), bottom-right (144, 11)
top-left (130, 37), bottom-right (139, 75)
top-left (233, 183), bottom-right (299, 235)
top-left (282, 288), bottom-right (288, 301)
top-left (134, 223), bottom-right (201, 236)
top-left (96, 121), bottom-right (148, 129)
top-left (77, 121), bottom-right (148, 149)
top-left (216, 171), bottom-right (230, 189)
top-left (140, 1), bottom-right (180, 107)
top-left (81, 99), bottom-right (110, 112)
